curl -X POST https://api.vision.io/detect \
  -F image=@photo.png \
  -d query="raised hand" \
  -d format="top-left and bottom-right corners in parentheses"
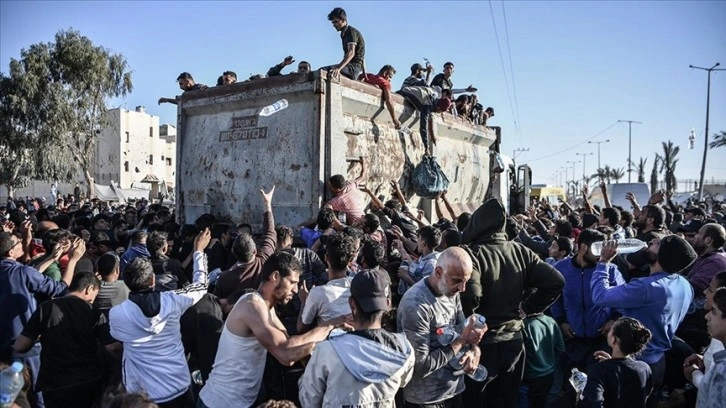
top-left (260, 185), bottom-right (275, 211)
top-left (194, 228), bottom-right (212, 252)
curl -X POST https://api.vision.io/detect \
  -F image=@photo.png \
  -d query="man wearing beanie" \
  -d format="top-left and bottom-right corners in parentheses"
top-left (299, 268), bottom-right (415, 407)
top-left (591, 235), bottom-right (696, 389)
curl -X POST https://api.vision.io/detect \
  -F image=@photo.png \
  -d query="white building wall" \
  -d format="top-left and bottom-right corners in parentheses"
top-left (1, 107), bottom-right (177, 201)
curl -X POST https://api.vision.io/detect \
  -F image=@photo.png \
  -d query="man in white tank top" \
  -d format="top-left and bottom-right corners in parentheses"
top-left (199, 251), bottom-right (334, 408)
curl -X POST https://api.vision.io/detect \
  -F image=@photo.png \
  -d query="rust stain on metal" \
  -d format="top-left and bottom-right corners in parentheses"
top-left (244, 169), bottom-right (251, 179)
top-left (290, 164), bottom-right (302, 172)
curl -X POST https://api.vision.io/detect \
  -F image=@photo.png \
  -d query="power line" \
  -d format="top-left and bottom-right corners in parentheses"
top-left (524, 121), bottom-right (620, 163)
top-left (501, 1), bottom-right (523, 141)
top-left (488, 0), bottom-right (521, 146)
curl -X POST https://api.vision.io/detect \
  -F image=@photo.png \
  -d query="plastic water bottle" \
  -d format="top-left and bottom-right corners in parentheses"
top-left (590, 238), bottom-right (647, 257)
top-left (470, 314), bottom-right (486, 330)
top-left (329, 328), bottom-right (347, 338)
top-left (436, 326), bottom-right (459, 346)
top-left (569, 368), bottom-right (587, 399)
top-left (259, 99), bottom-right (288, 116)
top-left (0, 362), bottom-right (25, 408)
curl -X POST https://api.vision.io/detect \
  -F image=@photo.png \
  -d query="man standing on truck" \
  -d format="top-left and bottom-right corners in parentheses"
top-left (323, 7), bottom-right (365, 80)
top-left (158, 72), bottom-right (208, 105)
top-left (362, 65), bottom-right (401, 129)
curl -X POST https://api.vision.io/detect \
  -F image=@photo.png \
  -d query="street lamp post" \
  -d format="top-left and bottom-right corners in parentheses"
top-left (576, 152), bottom-right (593, 185)
top-left (588, 139), bottom-right (610, 171)
top-left (690, 62), bottom-right (725, 200)
top-left (618, 120), bottom-right (642, 183)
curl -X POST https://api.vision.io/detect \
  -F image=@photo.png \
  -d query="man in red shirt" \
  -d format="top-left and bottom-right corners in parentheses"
top-left (362, 65), bottom-right (401, 130)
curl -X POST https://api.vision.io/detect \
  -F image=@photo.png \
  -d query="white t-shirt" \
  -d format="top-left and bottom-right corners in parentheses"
top-left (301, 276), bottom-right (352, 325)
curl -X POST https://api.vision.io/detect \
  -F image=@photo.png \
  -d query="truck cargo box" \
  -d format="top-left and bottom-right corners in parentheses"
top-left (176, 71), bottom-right (503, 228)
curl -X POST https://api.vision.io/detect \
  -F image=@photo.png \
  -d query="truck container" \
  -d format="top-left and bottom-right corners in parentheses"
top-left (175, 71), bottom-right (524, 228)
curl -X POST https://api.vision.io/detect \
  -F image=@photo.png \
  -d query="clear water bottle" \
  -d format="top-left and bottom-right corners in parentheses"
top-left (0, 361), bottom-right (25, 408)
top-left (569, 368), bottom-right (587, 399)
top-left (470, 314), bottom-right (486, 330)
top-left (590, 238), bottom-right (647, 257)
top-left (329, 328), bottom-right (347, 338)
top-left (259, 99), bottom-right (288, 116)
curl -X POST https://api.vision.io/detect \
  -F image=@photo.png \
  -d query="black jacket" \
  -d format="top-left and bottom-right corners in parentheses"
top-left (461, 199), bottom-right (565, 344)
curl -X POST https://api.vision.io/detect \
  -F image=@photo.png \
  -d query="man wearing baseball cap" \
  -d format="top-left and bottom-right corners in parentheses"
top-left (402, 63), bottom-right (433, 88)
top-left (299, 268), bottom-right (415, 407)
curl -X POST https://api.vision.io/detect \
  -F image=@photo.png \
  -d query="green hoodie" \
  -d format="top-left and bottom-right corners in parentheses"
top-left (461, 198), bottom-right (564, 344)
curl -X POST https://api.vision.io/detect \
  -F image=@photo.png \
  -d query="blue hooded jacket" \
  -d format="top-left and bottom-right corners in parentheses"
top-left (550, 257), bottom-right (624, 338)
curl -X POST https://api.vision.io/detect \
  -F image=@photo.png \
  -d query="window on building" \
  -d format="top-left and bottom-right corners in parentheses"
top-left (124, 161), bottom-right (129, 172)
top-left (166, 157), bottom-right (172, 166)
top-left (149, 127), bottom-right (153, 137)
top-left (125, 132), bottom-right (130, 143)
top-left (161, 155), bottom-right (165, 161)
top-left (149, 154), bottom-right (154, 164)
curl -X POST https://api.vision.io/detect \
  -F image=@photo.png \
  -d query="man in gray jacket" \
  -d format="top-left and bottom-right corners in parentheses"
top-left (397, 247), bottom-right (487, 407)
top-left (299, 268), bottom-right (414, 407)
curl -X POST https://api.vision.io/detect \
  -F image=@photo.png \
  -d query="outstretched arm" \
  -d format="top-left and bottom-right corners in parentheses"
top-left (382, 88), bottom-right (401, 129)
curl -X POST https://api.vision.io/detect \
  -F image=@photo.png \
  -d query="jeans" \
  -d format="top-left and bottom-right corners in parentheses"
top-left (320, 64), bottom-right (361, 80)
top-left (518, 373), bottom-right (554, 408)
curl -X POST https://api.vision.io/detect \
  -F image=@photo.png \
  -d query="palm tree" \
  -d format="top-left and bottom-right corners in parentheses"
top-left (591, 167), bottom-right (609, 183)
top-left (610, 167), bottom-right (626, 184)
top-left (629, 157), bottom-right (648, 183)
top-left (710, 130), bottom-right (726, 149)
top-left (602, 165), bottom-right (613, 184)
top-left (659, 140), bottom-right (680, 192)
top-left (650, 155), bottom-right (660, 194)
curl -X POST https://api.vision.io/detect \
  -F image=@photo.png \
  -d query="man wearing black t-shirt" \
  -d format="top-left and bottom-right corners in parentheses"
top-left (323, 7), bottom-right (365, 80)
top-left (430, 62), bottom-right (476, 95)
top-left (14, 272), bottom-right (118, 408)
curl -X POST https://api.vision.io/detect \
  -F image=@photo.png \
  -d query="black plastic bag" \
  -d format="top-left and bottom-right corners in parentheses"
top-left (411, 155), bottom-right (449, 199)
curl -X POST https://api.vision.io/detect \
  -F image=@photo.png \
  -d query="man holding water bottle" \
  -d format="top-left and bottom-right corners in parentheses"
top-left (397, 247), bottom-right (487, 407)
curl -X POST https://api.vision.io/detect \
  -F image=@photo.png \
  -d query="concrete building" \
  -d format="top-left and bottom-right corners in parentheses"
top-left (96, 106), bottom-right (176, 189)
top-left (1, 106), bottom-right (176, 201)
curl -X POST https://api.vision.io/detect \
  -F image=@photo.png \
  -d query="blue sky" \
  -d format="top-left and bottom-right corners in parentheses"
top-left (1, 1), bottom-right (725, 188)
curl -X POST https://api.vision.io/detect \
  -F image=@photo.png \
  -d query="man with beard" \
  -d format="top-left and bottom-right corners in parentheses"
top-left (397, 247), bottom-right (487, 407)
top-left (678, 223), bottom-right (726, 351)
top-left (592, 235), bottom-right (696, 389)
top-left (550, 229), bottom-right (624, 405)
top-left (625, 204), bottom-right (671, 279)
top-left (198, 252), bottom-right (333, 408)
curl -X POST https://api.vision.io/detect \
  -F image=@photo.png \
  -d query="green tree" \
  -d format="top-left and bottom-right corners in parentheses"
top-left (629, 157), bottom-right (648, 183)
top-left (659, 140), bottom-right (680, 192)
top-left (710, 130), bottom-right (726, 149)
top-left (610, 167), bottom-right (626, 184)
top-left (0, 29), bottom-right (132, 197)
top-left (650, 155), bottom-right (660, 194)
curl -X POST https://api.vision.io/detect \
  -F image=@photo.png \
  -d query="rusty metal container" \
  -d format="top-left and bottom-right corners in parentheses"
top-left (176, 71), bottom-right (502, 228)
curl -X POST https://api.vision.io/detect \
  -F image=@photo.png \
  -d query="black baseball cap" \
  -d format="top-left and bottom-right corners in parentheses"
top-left (350, 269), bottom-right (391, 313)
top-left (677, 220), bottom-right (705, 234)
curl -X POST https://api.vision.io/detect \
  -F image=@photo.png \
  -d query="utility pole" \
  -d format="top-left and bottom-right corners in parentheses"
top-left (618, 120), bottom-right (642, 183)
top-left (513, 148), bottom-right (529, 161)
top-left (588, 139), bottom-right (610, 171)
top-left (690, 63), bottom-right (725, 200)
top-left (576, 152), bottom-right (593, 185)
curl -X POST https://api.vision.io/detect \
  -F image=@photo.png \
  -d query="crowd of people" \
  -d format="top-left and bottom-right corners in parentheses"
top-left (2, 6), bottom-right (726, 408)
top-left (2, 156), bottom-right (726, 408)
top-left (157, 7), bottom-right (493, 155)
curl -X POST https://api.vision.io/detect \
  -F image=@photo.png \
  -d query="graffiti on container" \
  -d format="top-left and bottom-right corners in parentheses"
top-left (220, 115), bottom-right (267, 142)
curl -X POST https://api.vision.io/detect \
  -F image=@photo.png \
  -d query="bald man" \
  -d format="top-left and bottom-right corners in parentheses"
top-left (397, 247), bottom-right (487, 407)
